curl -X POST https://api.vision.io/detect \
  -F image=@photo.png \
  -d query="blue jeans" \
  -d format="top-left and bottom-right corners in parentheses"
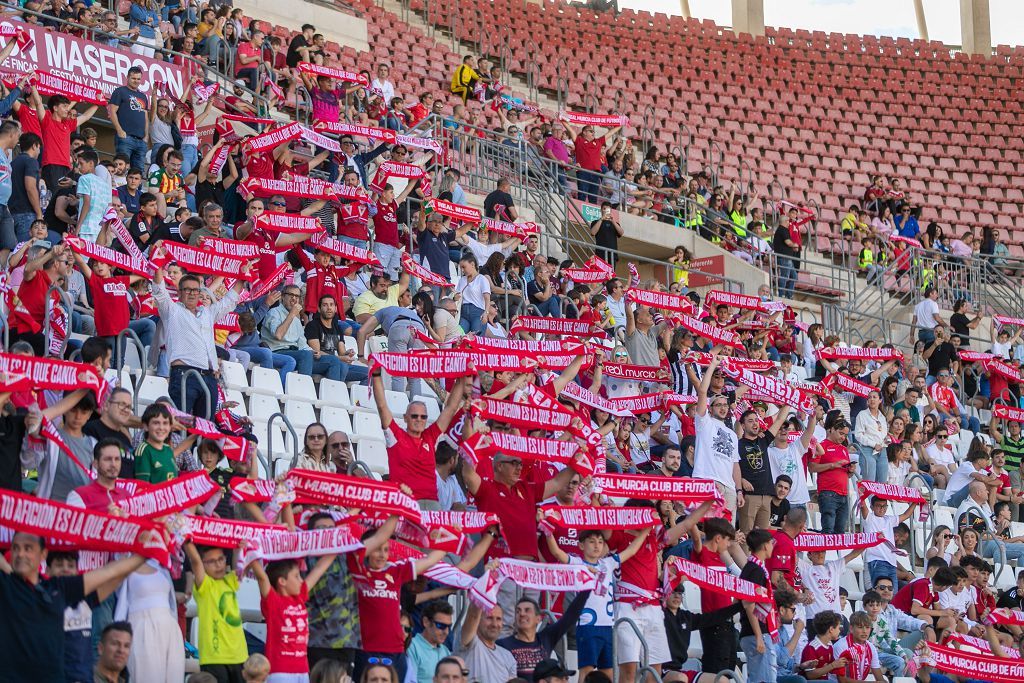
top-left (918, 327), bottom-right (936, 345)
top-left (115, 135), bottom-right (148, 172)
top-left (739, 634), bottom-right (776, 683)
top-left (460, 303), bottom-right (485, 334)
top-left (858, 444), bottom-right (889, 483)
top-left (778, 254), bottom-right (797, 299)
top-left (169, 366), bottom-right (218, 419)
top-left (945, 484), bottom-right (971, 508)
top-left (532, 295), bottom-right (561, 317)
top-left (867, 560), bottom-right (897, 590)
top-left (818, 490), bottom-right (849, 534)
top-left (983, 539), bottom-right (1024, 563)
top-left (12, 212), bottom-right (58, 243)
top-left (576, 169), bottom-right (601, 203)
top-left (234, 345), bottom-right (296, 385)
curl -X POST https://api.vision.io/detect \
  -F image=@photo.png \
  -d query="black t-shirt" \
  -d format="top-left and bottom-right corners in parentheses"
top-left (483, 189), bottom-right (515, 220)
top-left (9, 153), bottom-right (40, 215)
top-left (998, 587), bottom-right (1024, 610)
top-left (927, 341), bottom-right (957, 376)
top-left (286, 34), bottom-right (310, 68)
top-left (208, 467), bottom-right (236, 518)
top-left (527, 278), bottom-right (550, 305)
top-left (849, 370), bottom-right (877, 424)
top-left (950, 313), bottom-right (972, 345)
top-left (304, 316), bottom-right (343, 355)
top-left (149, 220), bottom-right (189, 248)
top-left (772, 225), bottom-right (799, 257)
top-left (591, 218), bottom-right (618, 252)
top-left (769, 497), bottom-right (791, 528)
top-left (738, 560), bottom-right (770, 637)
top-left (0, 572), bottom-right (86, 682)
top-left (127, 211), bottom-right (160, 252)
top-left (43, 184), bottom-right (77, 235)
top-left (738, 433), bottom-right (775, 496)
top-left (83, 418), bottom-right (134, 479)
top-left (195, 178), bottom-right (228, 214)
top-left (0, 412), bottom-right (27, 491)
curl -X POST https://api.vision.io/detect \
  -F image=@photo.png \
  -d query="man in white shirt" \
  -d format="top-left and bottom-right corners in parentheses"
top-left (370, 63), bottom-right (396, 106)
top-left (768, 412), bottom-right (817, 511)
top-left (912, 286), bottom-right (945, 345)
top-left (692, 354), bottom-right (743, 517)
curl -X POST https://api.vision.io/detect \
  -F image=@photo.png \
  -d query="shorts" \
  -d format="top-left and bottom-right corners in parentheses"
top-left (615, 602), bottom-right (671, 665)
top-left (577, 624), bottom-right (614, 669)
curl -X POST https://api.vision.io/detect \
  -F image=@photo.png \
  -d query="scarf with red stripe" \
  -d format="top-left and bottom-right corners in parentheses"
top-left (857, 480), bottom-right (927, 504)
top-left (509, 316), bottom-right (605, 337)
top-left (606, 391), bottom-right (695, 414)
top-left (64, 236), bottom-right (154, 279)
top-left (591, 474), bottom-right (719, 503)
top-left (821, 371), bottom-right (875, 398)
top-left (314, 121), bottom-right (396, 143)
top-left (626, 287), bottom-right (697, 315)
top-left (662, 556), bottom-right (772, 603)
top-left (540, 505), bottom-right (658, 530)
top-left (675, 315), bottom-right (743, 349)
top-left (559, 111), bottom-right (628, 127)
top-left (460, 431), bottom-right (593, 476)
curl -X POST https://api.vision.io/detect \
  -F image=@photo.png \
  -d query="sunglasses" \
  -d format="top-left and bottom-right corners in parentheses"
top-left (330, 442), bottom-right (350, 449)
top-left (269, 201), bottom-right (287, 207)
top-left (432, 620), bottom-right (452, 631)
top-left (875, 585), bottom-right (893, 591)
top-left (407, 413), bottom-right (428, 419)
top-left (307, 433), bottom-right (327, 440)
top-left (368, 657), bottom-right (393, 665)
top-left (936, 435), bottom-right (948, 440)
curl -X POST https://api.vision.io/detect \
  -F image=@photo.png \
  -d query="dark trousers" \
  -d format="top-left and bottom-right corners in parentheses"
top-left (700, 622), bottom-right (738, 673)
top-left (168, 365), bottom-right (218, 419)
top-left (200, 663), bottom-right (244, 683)
top-left (41, 164), bottom-right (71, 196)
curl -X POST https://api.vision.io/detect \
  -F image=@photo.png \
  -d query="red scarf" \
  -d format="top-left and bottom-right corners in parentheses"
top-left (606, 391), bottom-right (695, 414)
top-left (857, 480), bottom-right (927, 504)
top-left (793, 532), bottom-right (886, 551)
top-left (470, 397), bottom-right (573, 431)
top-left (662, 556), bottom-right (771, 603)
top-left (817, 346), bottom-right (903, 362)
top-left (253, 212), bottom-right (324, 235)
top-left (315, 121), bottom-right (395, 142)
top-left (626, 287), bottom-right (697, 315)
top-left (426, 198), bottom-right (480, 224)
top-left (185, 515), bottom-right (288, 548)
top-left (602, 359), bottom-right (670, 383)
top-left (821, 371), bottom-right (875, 398)
top-left (675, 315), bottom-right (743, 349)
top-left (307, 233), bottom-right (380, 266)
top-left (119, 471), bottom-right (219, 518)
top-left (560, 381), bottom-right (634, 417)
top-left (509, 316), bottom-right (605, 337)
top-left (540, 505), bottom-right (658, 530)
top-left (559, 111), bottom-right (627, 127)
top-left (64, 236), bottom-right (153, 279)
top-left (401, 253), bottom-right (451, 287)
top-left (835, 635), bottom-right (874, 680)
top-left (592, 474), bottom-right (719, 503)
top-left (33, 70), bottom-right (105, 105)
top-left (297, 62), bottom-right (368, 85)
top-left (152, 242), bottom-right (256, 281)
top-left (461, 431), bottom-right (592, 476)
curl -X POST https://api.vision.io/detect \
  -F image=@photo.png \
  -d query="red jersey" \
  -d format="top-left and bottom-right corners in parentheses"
top-left (244, 148), bottom-right (275, 180)
top-left (347, 554), bottom-right (415, 653)
top-left (40, 110), bottom-right (76, 169)
top-left (474, 477), bottom-right (545, 559)
top-left (801, 638), bottom-right (837, 680)
top-left (373, 199), bottom-right (399, 247)
top-left (573, 135), bottom-right (605, 171)
top-left (261, 583), bottom-right (310, 673)
top-left (890, 577), bottom-right (937, 614)
top-left (766, 529), bottom-right (802, 591)
top-left (16, 104), bottom-right (41, 138)
top-left (832, 635), bottom-right (879, 681)
top-left (695, 546), bottom-right (732, 611)
top-left (303, 265), bottom-right (347, 315)
top-left (812, 439), bottom-right (851, 495)
top-left (337, 201), bottom-right (369, 240)
top-left (89, 274), bottom-right (131, 337)
top-left (609, 528), bottom-right (665, 605)
top-left (13, 269), bottom-right (51, 332)
top-left (71, 480), bottom-right (131, 512)
top-left (242, 226), bottom-right (281, 281)
top-left (384, 422), bottom-right (440, 501)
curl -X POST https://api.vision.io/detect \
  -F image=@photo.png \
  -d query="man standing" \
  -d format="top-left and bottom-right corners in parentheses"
top-left (483, 178), bottom-right (518, 221)
top-left (10, 131), bottom-right (43, 241)
top-left (93, 622), bottom-right (133, 683)
top-left (809, 417), bottom-right (855, 534)
top-left (738, 529), bottom-right (778, 683)
top-left (912, 285), bottom-right (945, 345)
top-left (737, 406), bottom-right (791, 533)
top-left (371, 371), bottom-right (465, 508)
top-left (560, 119), bottom-right (621, 203)
top-left (692, 354), bottom-right (743, 517)
top-left (0, 119), bottom-right (20, 259)
top-left (108, 67), bottom-right (149, 171)
top-left (589, 202), bottom-right (622, 266)
top-left (153, 265), bottom-right (244, 419)
top-left (82, 389), bottom-right (135, 477)
top-left (0, 532), bottom-right (150, 682)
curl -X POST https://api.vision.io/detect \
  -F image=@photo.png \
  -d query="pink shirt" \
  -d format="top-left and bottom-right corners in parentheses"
top-left (543, 136), bottom-right (571, 164)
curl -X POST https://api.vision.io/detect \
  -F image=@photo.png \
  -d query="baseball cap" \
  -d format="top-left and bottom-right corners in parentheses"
top-left (533, 660), bottom-right (575, 682)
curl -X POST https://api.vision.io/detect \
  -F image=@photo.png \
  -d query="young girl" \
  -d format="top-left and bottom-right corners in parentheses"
top-left (134, 402), bottom-right (197, 483)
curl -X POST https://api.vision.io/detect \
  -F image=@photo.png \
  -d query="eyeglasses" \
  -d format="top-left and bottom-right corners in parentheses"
top-left (936, 434), bottom-right (948, 440)
top-left (432, 620), bottom-right (452, 631)
top-left (283, 292), bottom-right (300, 298)
top-left (179, 287), bottom-right (200, 294)
top-left (330, 441), bottom-right (350, 449)
top-left (109, 401), bottom-right (132, 410)
top-left (269, 201), bottom-right (287, 207)
top-left (307, 433), bottom-right (327, 440)
top-left (407, 413), bottom-right (428, 419)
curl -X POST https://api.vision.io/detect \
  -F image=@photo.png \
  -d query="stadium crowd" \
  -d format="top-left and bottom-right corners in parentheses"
top-left (1, 2), bottom-right (1024, 683)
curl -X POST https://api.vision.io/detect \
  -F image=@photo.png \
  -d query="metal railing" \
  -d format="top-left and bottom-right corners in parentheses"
top-left (613, 617), bottom-right (663, 683)
top-left (177, 367), bottom-right (212, 417)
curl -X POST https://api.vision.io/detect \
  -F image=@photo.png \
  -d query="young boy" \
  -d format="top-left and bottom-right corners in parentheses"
top-left (862, 587), bottom-right (932, 679)
top-left (802, 610), bottom-right (847, 681)
top-left (889, 563), bottom-right (957, 635)
top-left (544, 526), bottom-right (651, 680)
top-left (184, 542), bottom-right (249, 680)
top-left (48, 550), bottom-right (107, 682)
top-left (832, 611), bottom-right (885, 683)
top-left (938, 566), bottom-right (979, 634)
top-left (769, 475), bottom-right (793, 529)
top-left (247, 550), bottom-right (341, 680)
top-left (738, 528), bottom-right (777, 683)
top-left (858, 236), bottom-right (882, 285)
top-left (798, 543), bottom-right (867, 626)
top-left (692, 517), bottom-right (742, 674)
top-left (858, 495), bottom-right (918, 589)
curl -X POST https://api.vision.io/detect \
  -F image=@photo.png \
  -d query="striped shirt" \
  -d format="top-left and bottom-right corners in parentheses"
top-left (153, 281), bottom-right (238, 370)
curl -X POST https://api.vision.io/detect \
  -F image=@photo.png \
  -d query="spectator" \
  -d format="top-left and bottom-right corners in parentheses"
top-left (74, 149), bottom-right (111, 241)
top-left (450, 54), bottom-right (483, 103)
top-left (302, 294), bottom-right (368, 383)
top-left (692, 355), bottom-right (742, 517)
top-left (737, 407), bottom-right (791, 533)
top-left (94, 621), bottom-right (133, 683)
top-left (0, 118), bottom-right (19, 257)
top-left (235, 29), bottom-right (265, 91)
top-left (127, 0), bottom-right (159, 56)
top-left (810, 417), bottom-right (854, 534)
top-left (407, 600), bottom-right (455, 683)
top-left (108, 67), bottom-right (149, 172)
top-left (435, 441), bottom-right (466, 511)
top-left (371, 63), bottom-right (396, 107)
top-left (152, 266), bottom-right (243, 418)
top-left (261, 285), bottom-right (352, 382)
top-left (457, 603), bottom-right (518, 683)
top-left (352, 271), bottom-right (411, 324)
top-left (454, 254), bottom-right (491, 333)
top-left (482, 178), bottom-right (517, 222)
top-left (912, 285), bottom-right (945, 345)
top-left (286, 23), bottom-right (315, 68)
top-left (526, 259), bottom-right (560, 318)
top-left (589, 202), bottom-right (622, 267)
top-left (32, 89), bottom-right (99, 192)
top-left (116, 168), bottom-right (145, 219)
top-left (10, 131), bottom-right (44, 242)
top-left (149, 148), bottom-right (187, 218)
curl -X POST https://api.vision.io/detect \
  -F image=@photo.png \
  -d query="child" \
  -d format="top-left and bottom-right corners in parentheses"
top-left (858, 236), bottom-right (881, 285)
top-left (242, 654), bottom-right (270, 683)
top-left (862, 588), bottom-right (929, 679)
top-left (246, 552), bottom-right (339, 680)
top-left (544, 526), bottom-right (651, 680)
top-left (70, 250), bottom-right (147, 344)
top-left (802, 610), bottom-right (846, 681)
top-left (858, 494), bottom-right (918, 589)
top-left (937, 566), bottom-right (979, 634)
top-left (738, 528), bottom-right (776, 683)
top-left (667, 245), bottom-right (690, 288)
top-left (798, 543), bottom-right (867, 625)
top-left (840, 205), bottom-right (863, 236)
top-left (184, 542), bottom-right (248, 679)
top-left (48, 550), bottom-right (111, 682)
top-left (889, 564), bottom-right (958, 635)
top-left (832, 611), bottom-right (885, 683)
top-left (134, 402), bottom-right (198, 484)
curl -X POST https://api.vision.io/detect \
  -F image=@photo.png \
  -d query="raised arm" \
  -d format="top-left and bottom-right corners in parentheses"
top-left (434, 376), bottom-right (466, 432)
top-left (695, 354), bottom-right (720, 416)
top-left (414, 548), bottom-right (447, 576)
top-left (370, 369), bottom-right (394, 430)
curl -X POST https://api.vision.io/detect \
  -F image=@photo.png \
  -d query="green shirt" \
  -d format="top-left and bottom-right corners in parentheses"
top-left (194, 572), bottom-right (248, 665)
top-left (1002, 435), bottom-right (1024, 470)
top-left (134, 441), bottom-right (178, 483)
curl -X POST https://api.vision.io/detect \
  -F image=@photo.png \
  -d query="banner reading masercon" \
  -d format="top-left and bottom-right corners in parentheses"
top-left (0, 19), bottom-right (191, 98)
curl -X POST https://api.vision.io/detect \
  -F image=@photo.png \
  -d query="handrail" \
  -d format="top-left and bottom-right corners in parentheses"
top-left (904, 472), bottom-right (932, 569)
top-left (177, 368), bottom-right (212, 417)
top-left (347, 460), bottom-right (375, 478)
top-left (267, 412), bottom-right (298, 477)
top-left (115, 327), bottom-right (147, 413)
top-left (612, 617), bottom-right (651, 683)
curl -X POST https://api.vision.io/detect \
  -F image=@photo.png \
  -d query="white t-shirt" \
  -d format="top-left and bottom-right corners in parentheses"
top-left (862, 512), bottom-right (899, 565)
top-left (993, 340), bottom-right (1012, 359)
top-left (569, 554), bottom-right (620, 627)
top-left (456, 273), bottom-right (491, 310)
top-left (798, 558), bottom-right (845, 620)
top-left (914, 298), bottom-right (941, 330)
top-left (768, 441), bottom-right (811, 505)
top-left (946, 460), bottom-right (980, 496)
top-left (926, 442), bottom-right (956, 469)
top-left (692, 412), bottom-right (739, 487)
top-left (465, 237), bottom-right (508, 266)
top-left (938, 585), bottom-right (976, 622)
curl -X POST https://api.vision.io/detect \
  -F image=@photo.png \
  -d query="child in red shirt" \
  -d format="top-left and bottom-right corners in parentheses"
top-left (801, 610), bottom-right (846, 681)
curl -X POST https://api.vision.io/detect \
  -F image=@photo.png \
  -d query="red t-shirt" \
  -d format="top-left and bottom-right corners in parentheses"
top-left (890, 577), bottom-right (936, 614)
top-left (573, 135), bottom-right (605, 171)
top-left (235, 42), bottom-right (260, 75)
top-left (833, 636), bottom-right (878, 681)
top-left (14, 269), bottom-right (51, 332)
top-left (474, 477), bottom-right (545, 558)
top-left (244, 148), bottom-right (275, 180)
top-left (337, 201), bottom-right (369, 240)
top-left (89, 274), bottom-right (131, 337)
top-left (347, 554), bottom-right (415, 653)
top-left (40, 111), bottom-right (76, 169)
top-left (695, 545), bottom-right (733, 611)
top-left (260, 582), bottom-right (310, 673)
top-left (812, 439), bottom-right (851, 495)
top-left (303, 266), bottom-right (347, 315)
top-left (384, 422), bottom-right (440, 501)
top-left (17, 104), bottom-right (41, 138)
top-left (609, 528), bottom-right (664, 604)
top-left (801, 639), bottom-right (836, 680)
top-left (242, 226), bottom-right (280, 281)
top-left (766, 529), bottom-right (802, 591)
top-left (373, 200), bottom-right (399, 247)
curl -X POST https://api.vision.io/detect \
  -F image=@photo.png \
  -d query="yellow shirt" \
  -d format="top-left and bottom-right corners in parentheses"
top-left (353, 284), bottom-right (401, 319)
top-left (194, 572), bottom-right (248, 665)
top-left (450, 63), bottom-right (480, 95)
